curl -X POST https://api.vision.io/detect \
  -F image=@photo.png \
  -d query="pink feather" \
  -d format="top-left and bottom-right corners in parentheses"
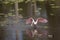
top-left (38, 18), bottom-right (48, 23)
top-left (26, 17), bottom-right (33, 24)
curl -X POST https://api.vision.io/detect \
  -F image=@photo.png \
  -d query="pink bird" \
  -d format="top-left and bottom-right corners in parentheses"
top-left (26, 17), bottom-right (48, 25)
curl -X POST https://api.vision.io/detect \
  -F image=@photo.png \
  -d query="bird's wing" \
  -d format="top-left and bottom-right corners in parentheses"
top-left (38, 18), bottom-right (48, 23)
top-left (26, 18), bottom-right (33, 24)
